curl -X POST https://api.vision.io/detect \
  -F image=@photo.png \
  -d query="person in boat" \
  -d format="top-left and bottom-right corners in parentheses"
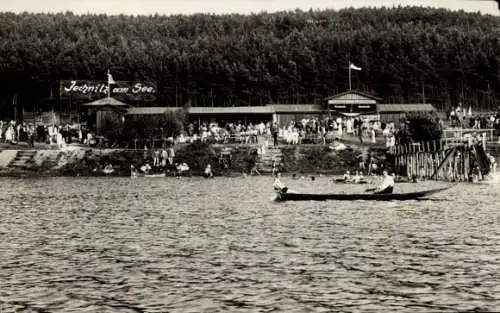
top-left (103, 163), bottom-right (114, 174)
top-left (204, 164), bottom-right (214, 178)
top-left (175, 163), bottom-right (190, 176)
top-left (343, 171), bottom-right (351, 182)
top-left (373, 170), bottom-right (395, 194)
top-left (351, 171), bottom-right (361, 183)
top-left (140, 163), bottom-right (152, 175)
top-left (273, 173), bottom-right (288, 193)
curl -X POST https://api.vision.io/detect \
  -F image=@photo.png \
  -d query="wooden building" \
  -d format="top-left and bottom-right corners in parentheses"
top-left (187, 106), bottom-right (275, 125)
top-left (126, 107), bottom-right (179, 116)
top-left (118, 90), bottom-right (437, 130)
top-left (268, 104), bottom-right (323, 126)
top-left (324, 90), bottom-right (380, 115)
top-left (377, 103), bottom-right (436, 127)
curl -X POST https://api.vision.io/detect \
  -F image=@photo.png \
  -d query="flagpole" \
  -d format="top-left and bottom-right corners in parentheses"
top-left (107, 69), bottom-right (111, 98)
top-left (348, 62), bottom-right (352, 91)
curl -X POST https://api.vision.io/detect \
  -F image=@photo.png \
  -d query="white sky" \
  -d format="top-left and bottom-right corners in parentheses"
top-left (1, 0), bottom-right (499, 16)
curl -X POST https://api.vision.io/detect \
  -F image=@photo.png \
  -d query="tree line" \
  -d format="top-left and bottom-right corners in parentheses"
top-left (0, 6), bottom-right (499, 117)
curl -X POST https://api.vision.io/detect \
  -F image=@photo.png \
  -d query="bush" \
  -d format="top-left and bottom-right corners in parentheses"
top-left (101, 113), bottom-right (123, 145)
top-left (121, 109), bottom-right (187, 144)
top-left (281, 145), bottom-right (361, 174)
top-left (174, 141), bottom-right (219, 173)
top-left (401, 112), bottom-right (443, 143)
top-left (174, 142), bottom-right (259, 175)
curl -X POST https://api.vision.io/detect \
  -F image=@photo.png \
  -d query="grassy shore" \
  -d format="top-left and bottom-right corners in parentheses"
top-left (0, 139), bottom-right (393, 177)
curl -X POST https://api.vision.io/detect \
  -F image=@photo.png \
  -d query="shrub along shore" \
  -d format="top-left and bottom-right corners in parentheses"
top-left (0, 142), bottom-right (391, 177)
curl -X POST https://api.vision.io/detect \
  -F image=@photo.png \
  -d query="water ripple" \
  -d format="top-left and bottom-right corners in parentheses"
top-left (1, 176), bottom-right (500, 312)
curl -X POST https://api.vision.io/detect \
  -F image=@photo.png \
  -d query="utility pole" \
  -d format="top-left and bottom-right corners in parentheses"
top-left (422, 81), bottom-right (426, 104)
top-left (209, 88), bottom-right (214, 107)
top-left (487, 83), bottom-right (491, 112)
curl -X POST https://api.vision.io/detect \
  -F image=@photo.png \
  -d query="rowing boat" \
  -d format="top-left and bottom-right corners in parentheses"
top-left (333, 178), bottom-right (368, 184)
top-left (274, 186), bottom-right (453, 202)
top-left (131, 172), bottom-right (166, 178)
top-left (145, 173), bottom-right (166, 178)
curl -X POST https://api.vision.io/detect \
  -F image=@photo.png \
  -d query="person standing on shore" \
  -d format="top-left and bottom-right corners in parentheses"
top-left (28, 124), bottom-right (35, 148)
top-left (271, 122), bottom-right (278, 146)
top-left (357, 119), bottom-right (363, 143)
top-left (272, 160), bottom-right (278, 177)
top-left (161, 147), bottom-right (168, 167)
top-left (167, 144), bottom-right (175, 167)
top-left (153, 148), bottom-right (160, 167)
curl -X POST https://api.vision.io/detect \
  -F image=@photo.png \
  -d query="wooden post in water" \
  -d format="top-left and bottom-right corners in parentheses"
top-left (391, 138), bottom-right (479, 182)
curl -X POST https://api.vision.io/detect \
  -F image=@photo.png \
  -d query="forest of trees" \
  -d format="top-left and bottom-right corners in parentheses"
top-left (0, 6), bottom-right (499, 118)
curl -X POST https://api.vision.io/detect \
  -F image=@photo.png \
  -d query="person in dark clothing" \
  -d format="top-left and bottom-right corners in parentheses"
top-left (271, 122), bottom-right (279, 146)
top-left (27, 124), bottom-right (35, 148)
top-left (357, 120), bottom-right (363, 143)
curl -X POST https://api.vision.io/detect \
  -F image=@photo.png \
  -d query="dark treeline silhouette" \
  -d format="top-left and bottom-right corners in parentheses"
top-left (0, 6), bottom-right (499, 118)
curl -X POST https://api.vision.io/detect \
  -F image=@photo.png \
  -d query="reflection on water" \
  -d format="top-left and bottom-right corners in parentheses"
top-left (1, 176), bottom-right (500, 312)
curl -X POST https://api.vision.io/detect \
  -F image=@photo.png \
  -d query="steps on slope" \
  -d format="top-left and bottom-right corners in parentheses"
top-left (256, 146), bottom-right (284, 173)
top-left (8, 150), bottom-right (37, 169)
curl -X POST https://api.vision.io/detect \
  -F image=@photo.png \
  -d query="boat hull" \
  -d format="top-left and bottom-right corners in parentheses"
top-left (275, 186), bottom-right (452, 202)
top-left (132, 173), bottom-right (166, 178)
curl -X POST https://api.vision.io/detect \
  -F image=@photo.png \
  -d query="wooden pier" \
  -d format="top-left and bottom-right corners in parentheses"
top-left (391, 132), bottom-right (492, 182)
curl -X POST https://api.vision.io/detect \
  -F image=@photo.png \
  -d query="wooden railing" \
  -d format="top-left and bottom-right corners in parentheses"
top-left (390, 131), bottom-right (495, 181)
top-left (443, 128), bottom-right (496, 143)
top-left (391, 129), bottom-right (494, 155)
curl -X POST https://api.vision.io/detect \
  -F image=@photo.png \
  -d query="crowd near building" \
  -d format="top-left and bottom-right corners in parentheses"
top-left (2, 82), bottom-right (500, 151)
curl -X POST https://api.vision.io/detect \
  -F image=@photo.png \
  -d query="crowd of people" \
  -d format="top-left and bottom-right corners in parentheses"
top-left (448, 105), bottom-right (500, 136)
top-left (0, 120), bottom-right (92, 148)
top-left (183, 115), bottom-right (400, 149)
top-left (205, 107), bottom-right (500, 149)
top-left (182, 121), bottom-right (266, 144)
top-left (3, 106), bottom-right (500, 152)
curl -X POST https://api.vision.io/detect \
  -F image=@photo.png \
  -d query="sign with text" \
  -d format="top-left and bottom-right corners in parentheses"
top-left (60, 80), bottom-right (156, 102)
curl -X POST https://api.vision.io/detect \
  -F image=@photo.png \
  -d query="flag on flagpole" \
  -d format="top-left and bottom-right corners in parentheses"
top-left (349, 63), bottom-right (362, 71)
top-left (107, 70), bottom-right (115, 84)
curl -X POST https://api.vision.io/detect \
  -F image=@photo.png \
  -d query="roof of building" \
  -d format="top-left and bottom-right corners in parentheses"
top-left (324, 90), bottom-right (382, 101)
top-left (126, 107), bottom-right (180, 115)
top-left (82, 97), bottom-right (131, 108)
top-left (188, 106), bottom-right (275, 114)
top-left (268, 104), bottom-right (323, 113)
top-left (377, 103), bottom-right (436, 113)
top-left (123, 103), bottom-right (435, 116)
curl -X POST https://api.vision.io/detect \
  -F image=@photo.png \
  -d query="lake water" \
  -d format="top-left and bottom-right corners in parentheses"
top-left (1, 176), bottom-right (500, 312)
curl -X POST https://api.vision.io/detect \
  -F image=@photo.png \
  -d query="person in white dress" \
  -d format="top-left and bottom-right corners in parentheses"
top-left (5, 125), bottom-right (14, 143)
top-left (273, 173), bottom-right (288, 192)
top-left (373, 171), bottom-right (395, 194)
